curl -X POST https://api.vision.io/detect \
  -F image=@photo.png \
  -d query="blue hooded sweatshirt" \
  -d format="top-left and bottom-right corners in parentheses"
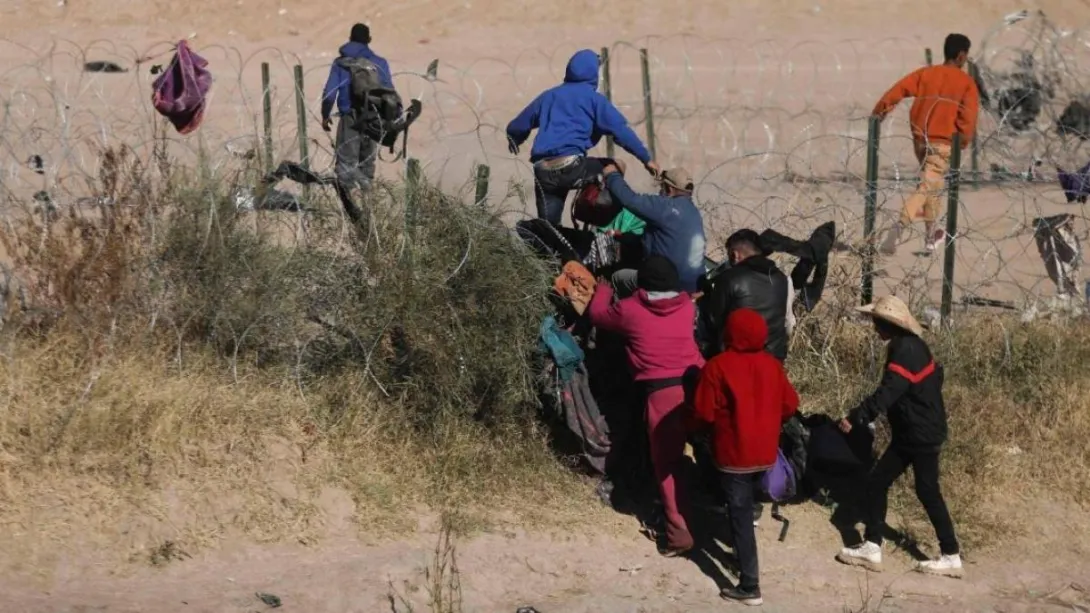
top-left (321, 41), bottom-right (395, 121)
top-left (604, 172), bottom-right (706, 293)
top-left (506, 49), bottom-right (652, 164)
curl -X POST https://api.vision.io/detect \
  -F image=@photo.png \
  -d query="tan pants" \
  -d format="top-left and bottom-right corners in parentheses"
top-left (899, 142), bottom-right (951, 226)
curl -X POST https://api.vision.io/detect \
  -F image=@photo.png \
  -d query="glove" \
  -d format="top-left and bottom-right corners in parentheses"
top-left (508, 138), bottom-right (520, 156)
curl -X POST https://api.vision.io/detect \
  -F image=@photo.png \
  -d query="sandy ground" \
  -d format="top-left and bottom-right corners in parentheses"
top-left (1, 501), bottom-right (1088, 613)
top-left (2, 2), bottom-right (1090, 611)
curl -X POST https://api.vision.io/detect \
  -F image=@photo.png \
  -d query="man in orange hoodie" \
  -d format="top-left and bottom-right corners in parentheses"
top-left (691, 308), bottom-right (799, 606)
top-left (874, 33), bottom-right (980, 255)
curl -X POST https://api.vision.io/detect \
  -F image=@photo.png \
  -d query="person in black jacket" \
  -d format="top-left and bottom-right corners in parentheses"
top-left (835, 295), bottom-right (963, 579)
top-left (702, 229), bottom-right (793, 361)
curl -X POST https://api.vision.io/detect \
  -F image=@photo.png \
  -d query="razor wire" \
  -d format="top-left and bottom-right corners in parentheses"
top-left (1, 10), bottom-right (1089, 314)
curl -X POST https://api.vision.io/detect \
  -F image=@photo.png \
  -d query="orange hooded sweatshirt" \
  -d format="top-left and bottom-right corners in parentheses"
top-left (872, 64), bottom-right (980, 148)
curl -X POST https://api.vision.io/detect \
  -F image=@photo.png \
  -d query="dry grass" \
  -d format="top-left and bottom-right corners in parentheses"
top-left (0, 140), bottom-right (1088, 571)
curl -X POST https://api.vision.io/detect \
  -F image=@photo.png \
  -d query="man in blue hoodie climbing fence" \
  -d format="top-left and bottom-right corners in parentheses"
top-left (506, 49), bottom-right (660, 227)
top-left (321, 23), bottom-right (396, 193)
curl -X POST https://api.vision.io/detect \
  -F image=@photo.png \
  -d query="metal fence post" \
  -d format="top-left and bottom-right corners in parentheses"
top-left (474, 163), bottom-right (490, 209)
top-left (861, 115), bottom-right (881, 305)
top-left (406, 158), bottom-right (422, 244)
top-left (261, 62), bottom-right (274, 175)
top-left (292, 65), bottom-right (311, 202)
top-left (639, 48), bottom-right (656, 161)
top-left (601, 46), bottom-right (615, 158)
top-left (940, 133), bottom-right (963, 323)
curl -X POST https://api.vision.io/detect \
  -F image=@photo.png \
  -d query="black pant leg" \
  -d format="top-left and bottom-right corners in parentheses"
top-left (910, 451), bottom-right (960, 555)
top-left (863, 447), bottom-right (909, 546)
top-left (722, 471), bottom-right (761, 590)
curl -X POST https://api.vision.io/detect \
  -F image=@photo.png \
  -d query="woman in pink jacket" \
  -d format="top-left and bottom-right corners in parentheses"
top-left (588, 255), bottom-right (705, 555)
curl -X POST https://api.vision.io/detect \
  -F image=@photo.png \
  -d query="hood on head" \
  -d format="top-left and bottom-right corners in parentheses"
top-left (339, 41), bottom-right (372, 58)
top-left (564, 49), bottom-right (599, 87)
top-left (724, 308), bottom-right (768, 352)
top-left (637, 289), bottom-right (689, 316)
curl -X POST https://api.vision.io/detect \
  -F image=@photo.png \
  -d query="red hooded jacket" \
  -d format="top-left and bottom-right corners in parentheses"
top-left (691, 308), bottom-right (799, 472)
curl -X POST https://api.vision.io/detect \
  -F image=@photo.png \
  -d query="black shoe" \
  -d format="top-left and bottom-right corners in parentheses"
top-left (721, 585), bottom-right (763, 606)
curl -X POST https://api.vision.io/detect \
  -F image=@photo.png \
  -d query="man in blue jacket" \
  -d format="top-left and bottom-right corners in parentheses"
top-left (601, 162), bottom-right (707, 296)
top-left (506, 49), bottom-right (659, 226)
top-left (321, 23), bottom-right (395, 193)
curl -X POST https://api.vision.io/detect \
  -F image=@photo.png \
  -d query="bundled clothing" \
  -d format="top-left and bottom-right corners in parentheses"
top-left (846, 332), bottom-right (959, 556)
top-left (758, 221), bottom-right (835, 311)
top-left (1057, 99), bottom-right (1090, 141)
top-left (1031, 213), bottom-right (1081, 297)
top-left (1057, 161), bottom-right (1090, 204)
top-left (702, 255), bottom-right (791, 361)
top-left (691, 308), bottom-right (799, 593)
top-left (588, 256), bottom-right (704, 552)
top-left (507, 50), bottom-right (651, 226)
top-left (152, 40), bottom-right (212, 135)
top-left (604, 173), bottom-right (707, 293)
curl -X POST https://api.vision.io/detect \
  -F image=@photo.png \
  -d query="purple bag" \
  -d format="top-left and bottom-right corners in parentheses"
top-left (761, 449), bottom-right (797, 502)
top-left (152, 40), bottom-right (212, 135)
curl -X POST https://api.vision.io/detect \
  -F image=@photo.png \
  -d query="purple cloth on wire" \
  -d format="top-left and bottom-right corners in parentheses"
top-left (152, 40), bottom-right (212, 135)
top-left (1057, 162), bottom-right (1090, 204)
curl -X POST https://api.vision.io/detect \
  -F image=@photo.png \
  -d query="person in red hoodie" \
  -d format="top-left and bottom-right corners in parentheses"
top-left (588, 254), bottom-right (705, 556)
top-left (691, 308), bottom-right (799, 606)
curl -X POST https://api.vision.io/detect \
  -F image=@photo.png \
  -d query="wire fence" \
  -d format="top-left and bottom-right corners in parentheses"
top-left (2, 10), bottom-right (1089, 314)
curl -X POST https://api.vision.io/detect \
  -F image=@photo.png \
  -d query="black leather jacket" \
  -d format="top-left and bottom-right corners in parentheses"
top-left (701, 256), bottom-right (790, 361)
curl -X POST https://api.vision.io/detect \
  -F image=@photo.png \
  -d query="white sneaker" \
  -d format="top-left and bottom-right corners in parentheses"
top-left (916, 554), bottom-right (964, 579)
top-left (836, 542), bottom-right (882, 571)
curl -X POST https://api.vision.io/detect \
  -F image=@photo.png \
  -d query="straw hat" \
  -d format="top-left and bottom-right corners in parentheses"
top-left (856, 295), bottom-right (924, 336)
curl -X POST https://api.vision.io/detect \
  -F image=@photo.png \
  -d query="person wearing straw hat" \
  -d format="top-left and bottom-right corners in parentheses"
top-left (835, 295), bottom-right (963, 579)
top-left (600, 163), bottom-right (707, 298)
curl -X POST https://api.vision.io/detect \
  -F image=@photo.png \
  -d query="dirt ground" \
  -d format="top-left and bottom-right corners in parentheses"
top-left (2, 1), bottom-right (1090, 611)
top-left (1, 499), bottom-right (1088, 613)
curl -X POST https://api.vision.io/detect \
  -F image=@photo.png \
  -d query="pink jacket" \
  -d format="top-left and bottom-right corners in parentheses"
top-left (587, 284), bottom-right (706, 382)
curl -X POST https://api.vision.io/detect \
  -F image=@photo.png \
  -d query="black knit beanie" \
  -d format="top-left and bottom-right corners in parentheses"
top-left (350, 23), bottom-right (371, 44)
top-left (637, 255), bottom-right (680, 293)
